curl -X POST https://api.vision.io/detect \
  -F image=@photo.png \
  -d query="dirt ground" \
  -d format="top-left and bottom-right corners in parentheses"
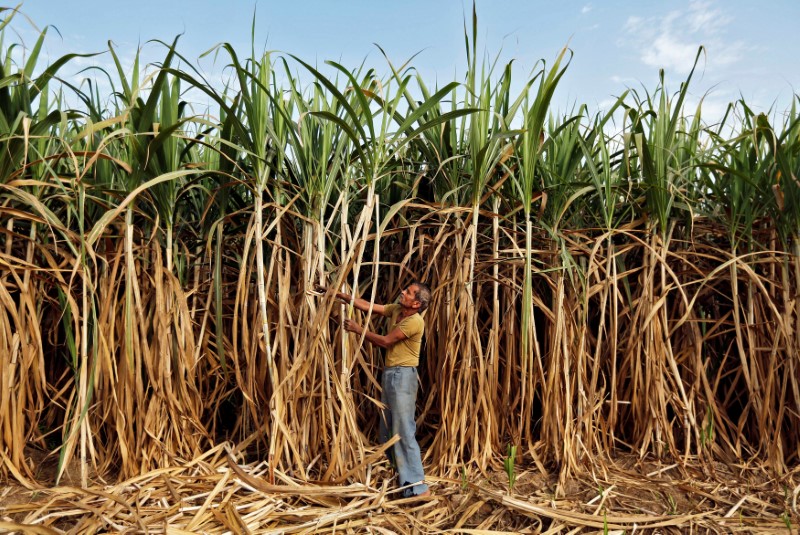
top-left (1, 447), bottom-right (798, 534)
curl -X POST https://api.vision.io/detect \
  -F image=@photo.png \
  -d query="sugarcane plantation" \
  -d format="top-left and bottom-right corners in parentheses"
top-left (0, 4), bottom-right (798, 533)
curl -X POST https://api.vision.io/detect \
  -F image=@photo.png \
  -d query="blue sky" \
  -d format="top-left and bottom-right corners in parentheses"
top-left (14, 0), bottom-right (800, 123)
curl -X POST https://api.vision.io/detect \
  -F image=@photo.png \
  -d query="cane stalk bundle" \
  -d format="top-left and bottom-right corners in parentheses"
top-left (0, 7), bottom-right (798, 492)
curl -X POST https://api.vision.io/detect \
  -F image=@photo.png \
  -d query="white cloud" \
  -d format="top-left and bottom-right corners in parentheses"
top-left (640, 33), bottom-right (701, 73)
top-left (624, 16), bottom-right (643, 32)
top-left (687, 0), bottom-right (730, 34)
top-left (622, 0), bottom-right (744, 75)
top-left (610, 74), bottom-right (638, 84)
top-left (581, 4), bottom-right (592, 15)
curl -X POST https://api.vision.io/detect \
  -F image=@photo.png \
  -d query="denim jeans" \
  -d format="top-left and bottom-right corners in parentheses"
top-left (379, 366), bottom-right (429, 497)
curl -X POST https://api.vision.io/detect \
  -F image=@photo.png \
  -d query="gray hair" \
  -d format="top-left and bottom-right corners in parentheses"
top-left (411, 280), bottom-right (431, 312)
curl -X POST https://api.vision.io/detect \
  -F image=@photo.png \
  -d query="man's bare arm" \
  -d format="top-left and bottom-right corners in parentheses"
top-left (315, 284), bottom-right (387, 316)
top-left (343, 321), bottom-right (407, 349)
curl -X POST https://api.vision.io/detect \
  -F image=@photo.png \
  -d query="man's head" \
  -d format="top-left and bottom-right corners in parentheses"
top-left (400, 280), bottom-right (431, 312)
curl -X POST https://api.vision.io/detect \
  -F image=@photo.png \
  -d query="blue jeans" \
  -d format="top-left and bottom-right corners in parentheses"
top-left (379, 366), bottom-right (429, 497)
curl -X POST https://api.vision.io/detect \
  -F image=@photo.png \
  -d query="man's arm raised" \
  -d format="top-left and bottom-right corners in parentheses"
top-left (314, 284), bottom-right (387, 316)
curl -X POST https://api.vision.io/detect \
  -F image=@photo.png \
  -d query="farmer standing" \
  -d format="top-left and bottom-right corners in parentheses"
top-left (316, 281), bottom-right (431, 498)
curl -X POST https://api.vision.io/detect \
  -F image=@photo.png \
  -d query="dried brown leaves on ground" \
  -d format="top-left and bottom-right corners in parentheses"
top-left (1, 444), bottom-right (797, 534)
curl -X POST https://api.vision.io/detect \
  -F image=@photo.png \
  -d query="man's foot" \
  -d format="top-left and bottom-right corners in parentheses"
top-left (395, 489), bottom-right (432, 502)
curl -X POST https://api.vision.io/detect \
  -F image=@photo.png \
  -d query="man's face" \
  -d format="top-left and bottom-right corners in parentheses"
top-left (399, 284), bottom-right (420, 310)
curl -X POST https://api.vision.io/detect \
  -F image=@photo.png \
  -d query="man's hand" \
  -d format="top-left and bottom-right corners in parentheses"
top-left (343, 318), bottom-right (363, 335)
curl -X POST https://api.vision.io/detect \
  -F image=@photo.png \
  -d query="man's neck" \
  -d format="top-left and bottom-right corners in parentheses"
top-left (398, 306), bottom-right (418, 319)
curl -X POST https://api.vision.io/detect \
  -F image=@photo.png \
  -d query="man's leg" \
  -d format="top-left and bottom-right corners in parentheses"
top-left (383, 366), bottom-right (428, 497)
top-left (379, 370), bottom-right (394, 466)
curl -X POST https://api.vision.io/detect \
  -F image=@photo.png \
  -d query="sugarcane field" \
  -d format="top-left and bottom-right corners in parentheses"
top-left (0, 2), bottom-right (799, 533)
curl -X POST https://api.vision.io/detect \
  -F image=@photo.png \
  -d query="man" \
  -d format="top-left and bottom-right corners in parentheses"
top-left (316, 281), bottom-right (431, 498)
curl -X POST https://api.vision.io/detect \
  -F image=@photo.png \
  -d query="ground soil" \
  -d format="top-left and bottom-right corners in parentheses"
top-left (1, 447), bottom-right (798, 533)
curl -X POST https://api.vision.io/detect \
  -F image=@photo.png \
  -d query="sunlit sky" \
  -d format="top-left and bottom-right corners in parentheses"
top-left (14, 0), bottom-right (800, 123)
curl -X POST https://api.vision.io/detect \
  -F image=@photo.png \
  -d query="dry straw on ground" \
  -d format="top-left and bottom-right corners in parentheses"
top-left (1, 444), bottom-right (798, 533)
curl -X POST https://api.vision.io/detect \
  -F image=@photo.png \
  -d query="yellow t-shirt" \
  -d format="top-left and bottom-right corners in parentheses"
top-left (383, 303), bottom-right (424, 367)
